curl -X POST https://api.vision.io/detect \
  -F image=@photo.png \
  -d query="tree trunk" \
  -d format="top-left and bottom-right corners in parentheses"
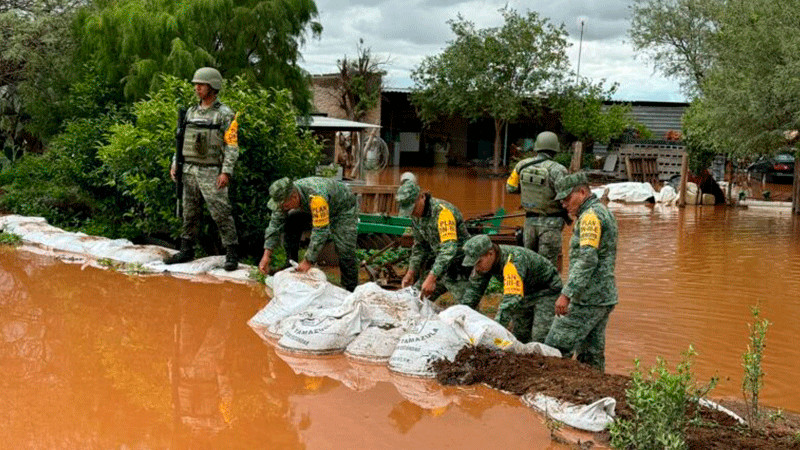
top-left (793, 149), bottom-right (800, 214)
top-left (493, 118), bottom-right (504, 171)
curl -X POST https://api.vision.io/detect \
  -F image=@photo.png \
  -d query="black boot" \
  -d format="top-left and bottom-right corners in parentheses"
top-left (164, 239), bottom-right (194, 264)
top-left (224, 245), bottom-right (238, 271)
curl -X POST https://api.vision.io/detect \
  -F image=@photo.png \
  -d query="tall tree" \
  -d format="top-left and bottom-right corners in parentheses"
top-left (554, 80), bottom-right (643, 153)
top-left (411, 8), bottom-right (570, 169)
top-left (74, 0), bottom-right (322, 111)
top-left (629, 0), bottom-right (720, 97)
top-left (337, 39), bottom-right (387, 123)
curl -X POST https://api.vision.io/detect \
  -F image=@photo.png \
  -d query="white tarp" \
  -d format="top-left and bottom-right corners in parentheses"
top-left (593, 182), bottom-right (679, 205)
top-left (522, 393), bottom-right (617, 432)
top-left (0, 214), bottom-right (259, 284)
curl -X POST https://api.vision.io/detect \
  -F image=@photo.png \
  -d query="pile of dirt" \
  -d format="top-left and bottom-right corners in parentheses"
top-left (433, 346), bottom-right (800, 449)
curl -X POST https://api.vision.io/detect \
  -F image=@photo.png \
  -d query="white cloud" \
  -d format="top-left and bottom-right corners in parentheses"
top-left (301, 0), bottom-right (688, 102)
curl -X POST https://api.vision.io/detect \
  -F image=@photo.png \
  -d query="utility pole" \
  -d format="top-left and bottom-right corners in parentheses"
top-left (576, 19), bottom-right (585, 80)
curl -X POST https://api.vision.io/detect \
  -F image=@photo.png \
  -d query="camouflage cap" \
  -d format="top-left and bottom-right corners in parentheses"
top-left (396, 181), bottom-right (421, 217)
top-left (554, 172), bottom-right (589, 201)
top-left (462, 234), bottom-right (493, 267)
top-left (268, 177), bottom-right (294, 210)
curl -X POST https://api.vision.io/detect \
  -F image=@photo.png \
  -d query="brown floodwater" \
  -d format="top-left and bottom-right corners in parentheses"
top-left (2, 166), bottom-right (799, 448)
top-left (374, 167), bottom-right (800, 412)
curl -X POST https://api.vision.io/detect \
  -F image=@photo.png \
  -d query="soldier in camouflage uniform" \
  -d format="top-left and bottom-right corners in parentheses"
top-left (165, 67), bottom-right (240, 271)
top-left (506, 131), bottom-right (569, 270)
top-left (397, 181), bottom-right (471, 301)
top-left (460, 235), bottom-right (561, 343)
top-left (545, 172), bottom-right (618, 371)
top-left (258, 177), bottom-right (359, 292)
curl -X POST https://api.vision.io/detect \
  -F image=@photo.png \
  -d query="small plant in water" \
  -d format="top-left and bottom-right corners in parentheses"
top-left (608, 346), bottom-right (718, 450)
top-left (0, 232), bottom-right (22, 245)
top-left (742, 304), bottom-right (770, 428)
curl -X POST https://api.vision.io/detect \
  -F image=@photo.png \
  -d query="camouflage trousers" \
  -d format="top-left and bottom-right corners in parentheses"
top-left (523, 216), bottom-right (565, 270)
top-left (181, 164), bottom-right (238, 246)
top-left (282, 207), bottom-right (359, 292)
top-left (496, 293), bottom-right (558, 344)
top-left (545, 304), bottom-right (615, 372)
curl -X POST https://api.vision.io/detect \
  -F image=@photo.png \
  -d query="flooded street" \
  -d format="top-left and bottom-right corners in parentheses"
top-left (0, 249), bottom-right (565, 449)
top-left (1, 166), bottom-right (799, 447)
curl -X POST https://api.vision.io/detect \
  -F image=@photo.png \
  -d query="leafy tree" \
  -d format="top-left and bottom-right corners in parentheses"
top-left (629, 0), bottom-right (720, 97)
top-left (336, 39), bottom-right (388, 122)
top-left (73, 0), bottom-right (322, 111)
top-left (411, 8), bottom-right (571, 169)
top-left (554, 80), bottom-right (642, 153)
top-left (98, 75), bottom-right (322, 254)
top-left (0, 0), bottom-right (82, 149)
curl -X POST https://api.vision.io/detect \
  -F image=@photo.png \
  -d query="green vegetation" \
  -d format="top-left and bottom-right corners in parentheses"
top-left (742, 305), bottom-right (771, 428)
top-left (411, 8), bottom-right (571, 170)
top-left (1, 75), bottom-right (321, 258)
top-left (608, 347), bottom-right (718, 450)
top-left (0, 231), bottom-right (22, 245)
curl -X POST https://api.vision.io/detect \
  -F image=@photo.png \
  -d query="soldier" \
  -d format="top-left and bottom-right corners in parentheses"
top-left (506, 131), bottom-right (569, 270)
top-left (545, 172), bottom-right (618, 371)
top-left (164, 67), bottom-right (240, 271)
top-left (397, 181), bottom-right (471, 301)
top-left (460, 235), bottom-right (561, 343)
top-left (258, 177), bottom-right (359, 292)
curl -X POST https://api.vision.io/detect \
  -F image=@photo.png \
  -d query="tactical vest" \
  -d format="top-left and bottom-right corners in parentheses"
top-left (181, 106), bottom-right (225, 166)
top-left (520, 158), bottom-right (561, 215)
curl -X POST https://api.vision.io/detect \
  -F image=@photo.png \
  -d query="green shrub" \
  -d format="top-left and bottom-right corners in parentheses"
top-left (742, 305), bottom-right (770, 428)
top-left (0, 232), bottom-right (22, 245)
top-left (609, 347), bottom-right (717, 450)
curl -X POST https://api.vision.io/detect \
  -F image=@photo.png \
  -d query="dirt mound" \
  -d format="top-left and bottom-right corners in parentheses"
top-left (433, 346), bottom-right (800, 449)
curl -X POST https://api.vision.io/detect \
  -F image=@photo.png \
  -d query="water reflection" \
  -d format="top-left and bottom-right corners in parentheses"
top-left (0, 249), bottom-right (560, 449)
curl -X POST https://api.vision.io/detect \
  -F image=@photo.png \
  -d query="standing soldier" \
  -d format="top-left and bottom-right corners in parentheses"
top-left (545, 172), bottom-right (618, 372)
top-left (164, 67), bottom-right (240, 271)
top-left (460, 235), bottom-right (561, 343)
top-left (506, 131), bottom-right (569, 270)
top-left (397, 181), bottom-right (471, 301)
top-left (258, 177), bottom-right (359, 292)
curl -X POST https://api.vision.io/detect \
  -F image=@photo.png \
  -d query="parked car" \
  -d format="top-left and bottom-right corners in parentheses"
top-left (747, 153), bottom-right (795, 184)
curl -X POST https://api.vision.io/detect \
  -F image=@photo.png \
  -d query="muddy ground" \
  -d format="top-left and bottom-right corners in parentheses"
top-left (434, 346), bottom-right (800, 449)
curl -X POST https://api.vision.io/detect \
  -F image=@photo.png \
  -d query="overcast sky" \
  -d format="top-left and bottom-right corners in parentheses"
top-left (298, 0), bottom-right (688, 103)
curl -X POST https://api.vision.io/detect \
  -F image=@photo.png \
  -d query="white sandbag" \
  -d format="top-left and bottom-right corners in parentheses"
top-left (388, 301), bottom-right (467, 378)
top-left (438, 304), bottom-right (518, 351)
top-left (345, 326), bottom-right (406, 362)
top-left (656, 185), bottom-right (678, 205)
top-left (522, 393), bottom-right (616, 432)
top-left (247, 268), bottom-right (349, 340)
top-left (604, 182), bottom-right (657, 203)
top-left (277, 299), bottom-right (366, 354)
top-left (515, 341), bottom-right (562, 357)
top-left (350, 283), bottom-right (422, 327)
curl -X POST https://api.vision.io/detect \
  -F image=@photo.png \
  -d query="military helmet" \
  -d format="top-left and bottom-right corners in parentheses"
top-left (396, 181), bottom-right (421, 217)
top-left (192, 67), bottom-right (223, 91)
top-left (462, 235), bottom-right (493, 267)
top-left (534, 131), bottom-right (560, 154)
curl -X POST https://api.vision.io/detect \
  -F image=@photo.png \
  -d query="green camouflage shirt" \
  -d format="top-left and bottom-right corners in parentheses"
top-left (263, 177), bottom-right (357, 262)
top-left (461, 245), bottom-right (562, 310)
top-left (408, 197), bottom-right (470, 278)
top-left (562, 194), bottom-right (618, 306)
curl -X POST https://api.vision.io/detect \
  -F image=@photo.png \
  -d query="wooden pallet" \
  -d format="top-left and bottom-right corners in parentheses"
top-left (350, 184), bottom-right (399, 214)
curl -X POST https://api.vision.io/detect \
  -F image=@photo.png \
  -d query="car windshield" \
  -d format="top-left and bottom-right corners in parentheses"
top-left (775, 153), bottom-right (795, 163)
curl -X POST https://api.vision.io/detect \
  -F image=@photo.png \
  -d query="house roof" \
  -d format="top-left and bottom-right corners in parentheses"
top-left (300, 116), bottom-right (380, 131)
